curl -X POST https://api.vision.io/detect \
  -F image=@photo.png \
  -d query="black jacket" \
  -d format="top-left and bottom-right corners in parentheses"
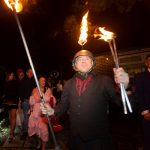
top-left (134, 70), bottom-right (150, 111)
top-left (4, 79), bottom-right (18, 105)
top-left (55, 72), bottom-right (117, 140)
top-left (18, 77), bottom-right (35, 100)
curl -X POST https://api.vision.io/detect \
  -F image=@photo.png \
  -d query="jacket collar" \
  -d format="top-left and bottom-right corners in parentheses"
top-left (74, 71), bottom-right (96, 80)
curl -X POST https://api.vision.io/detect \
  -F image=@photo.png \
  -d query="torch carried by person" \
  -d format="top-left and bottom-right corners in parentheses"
top-left (94, 27), bottom-right (132, 114)
top-left (78, 11), bottom-right (132, 114)
top-left (4, 0), bottom-right (60, 149)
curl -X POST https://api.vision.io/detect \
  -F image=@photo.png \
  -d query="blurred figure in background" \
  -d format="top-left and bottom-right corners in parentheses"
top-left (16, 68), bottom-right (24, 81)
top-left (16, 68), bottom-right (25, 132)
top-left (55, 79), bottom-right (64, 103)
top-left (3, 71), bottom-right (18, 142)
top-left (19, 68), bottom-right (35, 140)
top-left (134, 54), bottom-right (150, 150)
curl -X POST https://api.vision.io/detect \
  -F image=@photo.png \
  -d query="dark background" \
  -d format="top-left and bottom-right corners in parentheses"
top-left (0, 0), bottom-right (150, 78)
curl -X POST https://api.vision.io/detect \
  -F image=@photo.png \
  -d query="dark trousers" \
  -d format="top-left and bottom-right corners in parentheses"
top-left (22, 99), bottom-right (30, 134)
top-left (69, 135), bottom-right (115, 150)
top-left (143, 120), bottom-right (150, 150)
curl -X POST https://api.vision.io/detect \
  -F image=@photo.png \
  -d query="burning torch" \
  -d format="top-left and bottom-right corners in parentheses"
top-left (4, 0), bottom-right (60, 149)
top-left (78, 11), bottom-right (89, 48)
top-left (94, 27), bottom-right (132, 114)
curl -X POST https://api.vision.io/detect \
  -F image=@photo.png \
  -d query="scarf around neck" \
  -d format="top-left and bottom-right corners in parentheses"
top-left (75, 74), bottom-right (93, 96)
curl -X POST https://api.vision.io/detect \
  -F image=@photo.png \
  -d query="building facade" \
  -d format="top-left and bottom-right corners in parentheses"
top-left (94, 47), bottom-right (150, 77)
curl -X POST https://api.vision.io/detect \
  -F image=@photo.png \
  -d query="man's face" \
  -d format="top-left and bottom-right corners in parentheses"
top-left (18, 72), bottom-right (24, 80)
top-left (74, 55), bottom-right (93, 73)
top-left (26, 69), bottom-right (33, 78)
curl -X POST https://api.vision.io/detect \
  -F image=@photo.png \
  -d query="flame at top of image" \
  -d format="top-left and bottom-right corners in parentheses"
top-left (4, 0), bottom-right (23, 12)
top-left (78, 11), bottom-right (89, 46)
top-left (94, 27), bottom-right (116, 42)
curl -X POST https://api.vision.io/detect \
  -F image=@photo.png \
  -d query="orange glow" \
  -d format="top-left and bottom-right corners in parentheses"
top-left (4, 0), bottom-right (23, 12)
top-left (94, 27), bottom-right (115, 42)
top-left (78, 11), bottom-right (89, 46)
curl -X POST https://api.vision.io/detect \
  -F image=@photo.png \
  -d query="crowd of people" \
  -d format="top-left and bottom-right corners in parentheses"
top-left (0, 50), bottom-right (149, 150)
top-left (0, 67), bottom-right (64, 150)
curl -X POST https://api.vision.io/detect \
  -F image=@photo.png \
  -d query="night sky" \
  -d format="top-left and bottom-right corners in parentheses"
top-left (0, 0), bottom-right (150, 78)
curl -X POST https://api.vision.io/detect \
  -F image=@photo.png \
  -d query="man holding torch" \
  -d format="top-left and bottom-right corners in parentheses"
top-left (41, 49), bottom-right (129, 150)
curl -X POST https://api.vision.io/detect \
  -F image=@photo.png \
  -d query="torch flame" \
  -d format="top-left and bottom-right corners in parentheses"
top-left (4, 0), bottom-right (23, 13)
top-left (94, 27), bottom-right (115, 42)
top-left (78, 11), bottom-right (89, 46)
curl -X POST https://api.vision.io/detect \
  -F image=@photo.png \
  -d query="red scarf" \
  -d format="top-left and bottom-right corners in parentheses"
top-left (75, 75), bottom-right (93, 96)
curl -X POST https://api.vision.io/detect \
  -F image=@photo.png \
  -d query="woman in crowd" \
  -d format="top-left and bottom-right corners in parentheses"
top-left (28, 75), bottom-right (56, 150)
top-left (3, 71), bottom-right (18, 142)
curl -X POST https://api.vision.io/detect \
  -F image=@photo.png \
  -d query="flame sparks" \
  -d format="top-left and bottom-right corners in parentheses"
top-left (94, 27), bottom-right (115, 42)
top-left (4, 0), bottom-right (23, 12)
top-left (78, 11), bottom-right (89, 46)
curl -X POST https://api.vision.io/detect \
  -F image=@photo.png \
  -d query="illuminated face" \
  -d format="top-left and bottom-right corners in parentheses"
top-left (74, 55), bottom-right (93, 73)
top-left (39, 77), bottom-right (46, 88)
top-left (26, 69), bottom-right (33, 78)
top-left (9, 73), bottom-right (14, 80)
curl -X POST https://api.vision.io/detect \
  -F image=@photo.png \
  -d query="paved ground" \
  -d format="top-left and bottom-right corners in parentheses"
top-left (0, 112), bottom-right (144, 150)
top-left (0, 127), bottom-right (69, 150)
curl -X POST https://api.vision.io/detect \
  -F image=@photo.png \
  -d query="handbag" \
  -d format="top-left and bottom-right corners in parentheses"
top-left (42, 115), bottom-right (63, 133)
top-left (51, 115), bottom-right (63, 133)
top-left (16, 109), bottom-right (24, 127)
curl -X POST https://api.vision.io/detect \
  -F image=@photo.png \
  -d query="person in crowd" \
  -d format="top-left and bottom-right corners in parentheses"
top-left (16, 68), bottom-right (25, 81)
top-left (19, 68), bottom-right (35, 140)
top-left (16, 68), bottom-right (25, 130)
top-left (28, 75), bottom-right (56, 150)
top-left (134, 54), bottom-right (150, 150)
top-left (41, 49), bottom-right (129, 150)
top-left (55, 79), bottom-right (64, 102)
top-left (3, 71), bottom-right (18, 142)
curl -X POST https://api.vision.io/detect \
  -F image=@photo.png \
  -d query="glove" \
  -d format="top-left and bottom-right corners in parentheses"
top-left (113, 67), bottom-right (129, 89)
top-left (40, 103), bottom-right (54, 116)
